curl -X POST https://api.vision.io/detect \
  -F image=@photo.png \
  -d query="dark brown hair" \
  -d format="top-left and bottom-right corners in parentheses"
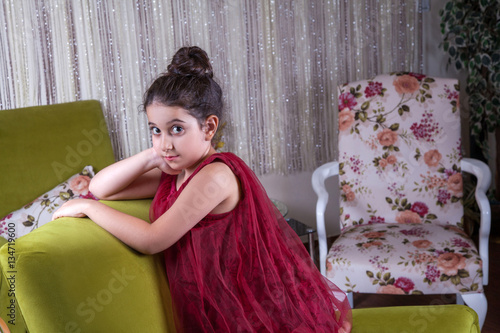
top-left (143, 46), bottom-right (223, 125)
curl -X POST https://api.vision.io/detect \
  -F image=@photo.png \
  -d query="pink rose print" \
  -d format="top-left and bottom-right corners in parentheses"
top-left (80, 192), bottom-right (97, 200)
top-left (379, 159), bottom-right (388, 168)
top-left (410, 201), bottom-right (429, 217)
top-left (408, 73), bottom-right (426, 81)
top-left (410, 110), bottom-right (440, 143)
top-left (387, 155), bottom-right (397, 165)
top-left (1, 213), bottom-right (13, 222)
top-left (400, 227), bottom-right (430, 237)
top-left (444, 85), bottom-right (459, 101)
top-left (364, 81), bottom-right (383, 98)
top-left (338, 92), bottom-right (357, 110)
top-left (393, 277), bottom-right (415, 293)
top-left (362, 241), bottom-right (383, 248)
top-left (363, 231), bottom-right (386, 239)
top-left (396, 210), bottom-right (422, 224)
top-left (69, 175), bottom-right (91, 195)
top-left (369, 216), bottom-right (385, 224)
top-left (437, 252), bottom-right (466, 276)
top-left (377, 128), bottom-right (398, 147)
top-left (451, 237), bottom-right (471, 248)
top-left (342, 184), bottom-right (352, 193)
top-left (346, 191), bottom-right (356, 202)
top-left (425, 265), bottom-right (440, 282)
top-left (338, 108), bottom-right (355, 131)
top-left (326, 261), bottom-right (333, 273)
top-left (423, 149), bottom-right (442, 167)
top-left (377, 285), bottom-right (405, 294)
top-left (412, 239), bottom-right (432, 249)
top-left (393, 74), bottom-right (420, 94)
top-left (447, 173), bottom-right (463, 196)
top-left (437, 189), bottom-right (451, 205)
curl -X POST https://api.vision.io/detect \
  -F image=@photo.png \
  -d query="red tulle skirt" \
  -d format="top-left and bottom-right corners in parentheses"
top-left (150, 153), bottom-right (351, 332)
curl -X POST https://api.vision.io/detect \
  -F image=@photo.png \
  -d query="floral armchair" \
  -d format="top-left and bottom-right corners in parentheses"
top-left (312, 73), bottom-right (491, 329)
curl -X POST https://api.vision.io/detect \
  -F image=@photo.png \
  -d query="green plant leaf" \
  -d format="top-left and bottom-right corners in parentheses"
top-left (449, 45), bottom-right (457, 57)
top-left (455, 36), bottom-right (465, 46)
top-left (389, 123), bottom-right (399, 131)
top-left (492, 52), bottom-right (500, 64)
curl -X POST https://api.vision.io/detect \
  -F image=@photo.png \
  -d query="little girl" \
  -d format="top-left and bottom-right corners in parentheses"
top-left (53, 46), bottom-right (351, 332)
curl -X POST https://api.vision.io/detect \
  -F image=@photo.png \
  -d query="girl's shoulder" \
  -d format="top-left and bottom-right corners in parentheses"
top-left (192, 154), bottom-right (239, 189)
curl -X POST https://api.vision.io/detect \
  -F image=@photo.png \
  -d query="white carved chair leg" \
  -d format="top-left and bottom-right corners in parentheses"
top-left (347, 292), bottom-right (354, 308)
top-left (458, 293), bottom-right (487, 330)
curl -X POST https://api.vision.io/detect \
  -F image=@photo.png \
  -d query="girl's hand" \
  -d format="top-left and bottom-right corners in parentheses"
top-left (147, 147), bottom-right (180, 175)
top-left (52, 199), bottom-right (93, 220)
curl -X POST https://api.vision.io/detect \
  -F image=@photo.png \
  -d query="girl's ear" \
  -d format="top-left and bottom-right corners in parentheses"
top-left (203, 115), bottom-right (219, 141)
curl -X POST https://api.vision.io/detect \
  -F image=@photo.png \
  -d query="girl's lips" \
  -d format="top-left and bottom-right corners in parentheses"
top-left (165, 155), bottom-right (178, 161)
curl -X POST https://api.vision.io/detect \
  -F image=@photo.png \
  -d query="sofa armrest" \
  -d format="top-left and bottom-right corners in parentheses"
top-left (0, 199), bottom-right (175, 333)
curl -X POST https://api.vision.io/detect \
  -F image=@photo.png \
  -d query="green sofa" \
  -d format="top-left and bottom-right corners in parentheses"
top-left (0, 100), bottom-right (175, 332)
top-left (0, 100), bottom-right (480, 332)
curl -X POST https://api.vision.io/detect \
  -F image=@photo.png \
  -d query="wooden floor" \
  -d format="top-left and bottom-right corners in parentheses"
top-left (318, 222), bottom-right (500, 332)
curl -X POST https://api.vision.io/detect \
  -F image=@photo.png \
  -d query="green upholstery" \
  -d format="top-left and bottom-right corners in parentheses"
top-left (0, 199), bottom-right (175, 333)
top-left (352, 305), bottom-right (479, 332)
top-left (0, 101), bottom-right (480, 332)
top-left (0, 100), bottom-right (174, 332)
top-left (0, 100), bottom-right (115, 218)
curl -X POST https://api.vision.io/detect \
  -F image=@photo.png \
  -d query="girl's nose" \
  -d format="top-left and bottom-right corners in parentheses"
top-left (160, 136), bottom-right (173, 151)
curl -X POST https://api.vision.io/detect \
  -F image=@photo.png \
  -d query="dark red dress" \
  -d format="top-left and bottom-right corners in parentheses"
top-left (150, 153), bottom-right (351, 332)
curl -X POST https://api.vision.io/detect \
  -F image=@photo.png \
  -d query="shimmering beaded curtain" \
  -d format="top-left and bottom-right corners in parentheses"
top-left (0, 0), bottom-right (422, 175)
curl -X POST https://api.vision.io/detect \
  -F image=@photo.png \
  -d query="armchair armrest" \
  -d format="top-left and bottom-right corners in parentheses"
top-left (312, 161), bottom-right (340, 276)
top-left (461, 158), bottom-right (492, 285)
top-left (0, 199), bottom-right (175, 333)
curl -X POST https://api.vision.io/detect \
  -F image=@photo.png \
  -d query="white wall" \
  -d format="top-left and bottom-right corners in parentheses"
top-left (258, 1), bottom-right (457, 237)
top-left (258, 171), bottom-right (340, 235)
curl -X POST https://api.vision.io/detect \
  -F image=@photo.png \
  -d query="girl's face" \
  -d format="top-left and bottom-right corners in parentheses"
top-left (146, 103), bottom-right (217, 173)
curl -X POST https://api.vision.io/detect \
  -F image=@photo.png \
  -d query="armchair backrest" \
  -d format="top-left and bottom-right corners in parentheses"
top-left (0, 100), bottom-right (115, 218)
top-left (337, 73), bottom-right (464, 230)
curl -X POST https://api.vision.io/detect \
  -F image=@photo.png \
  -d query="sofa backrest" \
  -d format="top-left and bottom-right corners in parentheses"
top-left (0, 100), bottom-right (115, 218)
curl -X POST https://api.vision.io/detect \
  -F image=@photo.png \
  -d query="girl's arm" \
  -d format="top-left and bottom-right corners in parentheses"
top-left (53, 162), bottom-right (240, 254)
top-left (89, 147), bottom-right (178, 200)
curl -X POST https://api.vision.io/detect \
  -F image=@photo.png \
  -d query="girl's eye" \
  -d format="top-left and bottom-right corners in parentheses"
top-left (150, 127), bottom-right (161, 135)
top-left (171, 126), bottom-right (183, 134)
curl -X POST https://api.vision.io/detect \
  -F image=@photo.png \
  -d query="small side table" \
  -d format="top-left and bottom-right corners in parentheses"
top-left (271, 199), bottom-right (316, 261)
top-left (285, 218), bottom-right (316, 262)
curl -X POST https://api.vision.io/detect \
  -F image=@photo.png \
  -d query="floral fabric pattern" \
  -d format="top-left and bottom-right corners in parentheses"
top-left (0, 166), bottom-right (97, 240)
top-left (327, 73), bottom-right (482, 295)
top-left (327, 223), bottom-right (482, 295)
top-left (338, 73), bottom-right (462, 229)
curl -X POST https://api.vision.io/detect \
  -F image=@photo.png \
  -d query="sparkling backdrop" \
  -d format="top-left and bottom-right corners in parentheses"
top-left (0, 0), bottom-right (422, 175)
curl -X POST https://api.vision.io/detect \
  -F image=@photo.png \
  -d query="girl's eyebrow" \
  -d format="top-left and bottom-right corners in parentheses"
top-left (148, 119), bottom-right (186, 126)
top-left (167, 118), bottom-right (186, 125)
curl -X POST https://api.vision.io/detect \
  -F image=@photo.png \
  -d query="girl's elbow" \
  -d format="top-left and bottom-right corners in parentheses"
top-left (89, 179), bottom-right (110, 200)
top-left (139, 244), bottom-right (163, 255)
top-left (140, 237), bottom-right (170, 255)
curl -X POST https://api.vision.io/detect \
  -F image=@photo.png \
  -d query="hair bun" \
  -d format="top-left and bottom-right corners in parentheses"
top-left (167, 46), bottom-right (213, 78)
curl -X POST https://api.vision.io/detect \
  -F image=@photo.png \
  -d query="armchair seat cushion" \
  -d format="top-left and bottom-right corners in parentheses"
top-left (326, 222), bottom-right (483, 295)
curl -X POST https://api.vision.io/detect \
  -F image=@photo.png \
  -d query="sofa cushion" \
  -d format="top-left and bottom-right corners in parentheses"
top-left (0, 166), bottom-right (97, 240)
